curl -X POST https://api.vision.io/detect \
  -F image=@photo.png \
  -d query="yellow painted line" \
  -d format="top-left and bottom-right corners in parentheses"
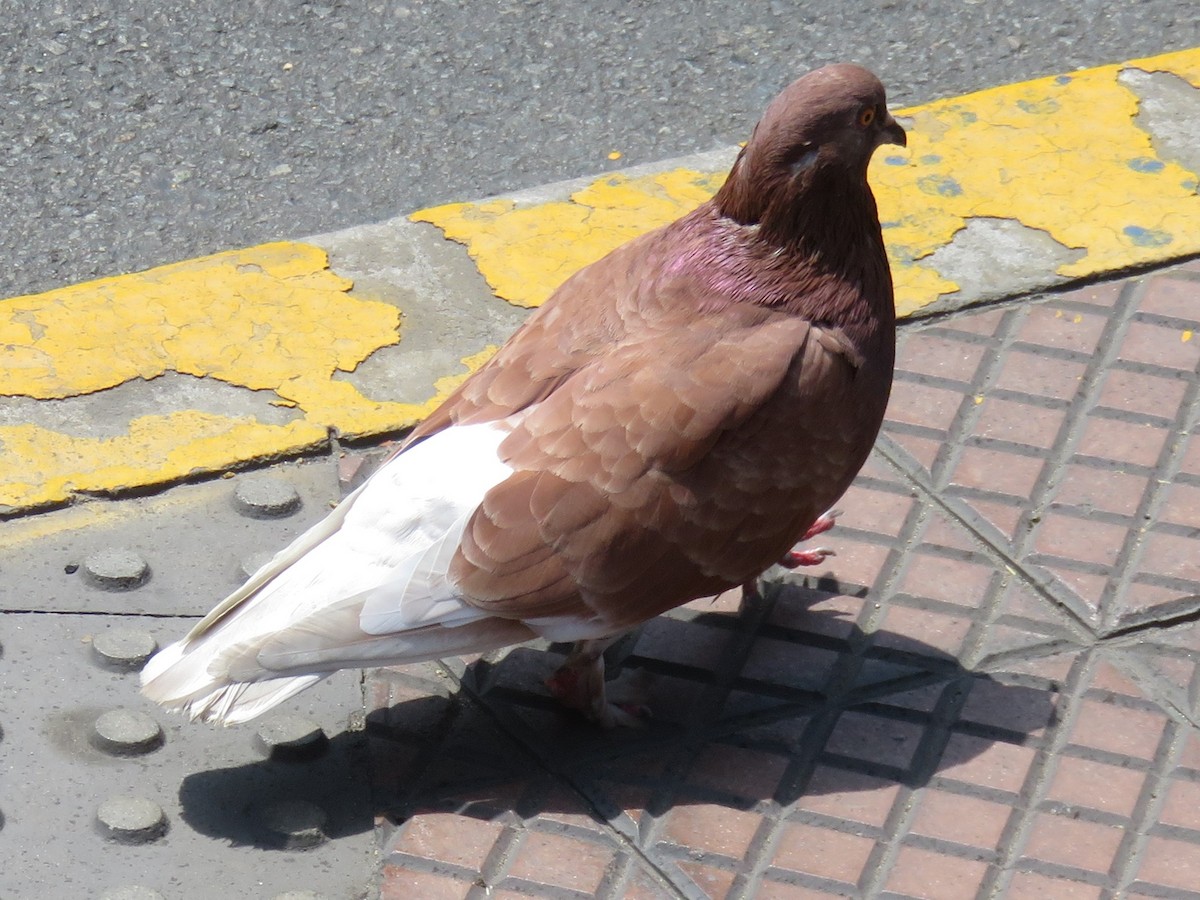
top-left (4, 49), bottom-right (1199, 515)
top-left (413, 47), bottom-right (1200, 318)
top-left (0, 243), bottom-right (493, 511)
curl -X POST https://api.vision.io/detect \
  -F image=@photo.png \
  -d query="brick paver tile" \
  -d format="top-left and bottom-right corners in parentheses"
top-left (824, 709), bottom-right (926, 770)
top-left (1158, 775), bottom-right (1200, 831)
top-left (795, 766), bottom-right (902, 830)
top-left (1097, 367), bottom-right (1189, 416)
top-left (884, 845), bottom-right (991, 900)
top-left (950, 444), bottom-right (1046, 500)
top-left (765, 588), bottom-right (865, 640)
top-left (392, 812), bottom-right (505, 871)
top-left (974, 396), bottom-right (1066, 451)
top-left (1015, 304), bottom-right (1108, 355)
top-left (1044, 755), bottom-right (1147, 817)
top-left (685, 744), bottom-right (790, 800)
top-left (756, 881), bottom-right (849, 899)
top-left (1177, 436), bottom-right (1200, 479)
top-left (1136, 529), bottom-right (1200, 588)
top-left (895, 331), bottom-right (990, 382)
top-left (936, 734), bottom-right (1039, 795)
top-left (1132, 834), bottom-right (1200, 894)
top-left (1158, 479), bottom-right (1200, 527)
top-left (897, 550), bottom-right (998, 610)
top-left (873, 603), bottom-right (973, 658)
top-left (1068, 697), bottom-right (1167, 760)
top-left (838, 456), bottom-right (921, 537)
top-left (660, 803), bottom-right (761, 861)
top-left (676, 861), bottom-right (738, 899)
top-left (994, 348), bottom-right (1087, 401)
top-left (1074, 414), bottom-right (1169, 469)
top-left (632, 614), bottom-right (735, 671)
top-left (741, 635), bottom-right (843, 693)
top-left (1005, 870), bottom-right (1104, 899)
top-left (908, 789), bottom-right (1012, 849)
top-left (1032, 512), bottom-right (1128, 570)
top-left (505, 830), bottom-right (617, 894)
top-left (1136, 268), bottom-right (1200, 318)
top-left (959, 677), bottom-right (1059, 736)
top-left (1118, 320), bottom-right (1200, 370)
top-left (885, 379), bottom-right (966, 433)
top-left (771, 821), bottom-right (877, 885)
top-left (1052, 463), bottom-right (1148, 518)
top-left (1022, 812), bottom-right (1126, 873)
top-left (379, 866), bottom-right (475, 900)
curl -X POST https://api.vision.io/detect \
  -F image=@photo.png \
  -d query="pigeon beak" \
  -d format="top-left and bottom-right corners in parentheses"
top-left (879, 113), bottom-right (907, 148)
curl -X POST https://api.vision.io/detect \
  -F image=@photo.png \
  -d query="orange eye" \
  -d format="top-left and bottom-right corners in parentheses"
top-left (858, 106), bottom-right (876, 127)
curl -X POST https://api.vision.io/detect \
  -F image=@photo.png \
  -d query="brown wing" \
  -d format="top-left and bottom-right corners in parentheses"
top-left (448, 310), bottom-right (872, 637)
top-left (407, 227), bottom-right (662, 443)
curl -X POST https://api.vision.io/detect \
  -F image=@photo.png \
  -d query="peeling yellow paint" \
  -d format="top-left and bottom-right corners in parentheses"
top-left (413, 47), bottom-right (1200, 316)
top-left (0, 243), bottom-right (496, 511)
top-left (7, 48), bottom-right (1200, 515)
top-left (1, 243), bottom-right (395, 399)
top-left (878, 57), bottom-right (1200, 283)
top-left (412, 169), bottom-right (726, 307)
top-left (1131, 46), bottom-right (1200, 87)
top-left (0, 500), bottom-right (130, 548)
top-left (1184, 330), bottom-right (1194, 343)
top-left (0, 412), bottom-right (327, 509)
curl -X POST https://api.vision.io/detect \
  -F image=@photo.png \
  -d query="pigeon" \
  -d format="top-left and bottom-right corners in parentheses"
top-left (141, 64), bottom-right (906, 727)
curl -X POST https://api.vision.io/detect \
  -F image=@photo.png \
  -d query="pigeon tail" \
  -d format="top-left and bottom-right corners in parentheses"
top-left (141, 421), bottom-right (521, 724)
top-left (140, 639), bottom-right (325, 724)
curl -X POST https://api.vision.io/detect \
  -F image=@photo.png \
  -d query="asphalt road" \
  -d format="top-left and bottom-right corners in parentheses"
top-left (3, 1), bottom-right (1197, 299)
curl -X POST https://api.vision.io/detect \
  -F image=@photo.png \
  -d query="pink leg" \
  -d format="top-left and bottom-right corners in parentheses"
top-left (545, 636), bottom-right (650, 728)
top-left (743, 509), bottom-right (841, 599)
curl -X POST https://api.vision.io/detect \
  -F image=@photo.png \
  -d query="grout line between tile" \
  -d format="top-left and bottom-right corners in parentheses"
top-left (1106, 711), bottom-right (1185, 898)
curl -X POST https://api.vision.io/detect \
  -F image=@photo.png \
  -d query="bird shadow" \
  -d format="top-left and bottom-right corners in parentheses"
top-left (177, 578), bottom-right (1061, 849)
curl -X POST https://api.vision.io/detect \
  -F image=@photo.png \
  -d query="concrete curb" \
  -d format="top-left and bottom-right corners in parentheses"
top-left (2, 48), bottom-right (1199, 515)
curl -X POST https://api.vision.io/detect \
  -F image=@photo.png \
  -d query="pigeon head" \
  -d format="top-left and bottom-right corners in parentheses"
top-left (715, 64), bottom-right (906, 244)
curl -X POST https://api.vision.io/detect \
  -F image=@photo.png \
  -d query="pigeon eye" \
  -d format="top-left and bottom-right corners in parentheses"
top-left (858, 106), bottom-right (876, 127)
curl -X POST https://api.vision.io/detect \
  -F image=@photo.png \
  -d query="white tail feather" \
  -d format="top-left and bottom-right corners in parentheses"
top-left (141, 422), bottom-right (520, 724)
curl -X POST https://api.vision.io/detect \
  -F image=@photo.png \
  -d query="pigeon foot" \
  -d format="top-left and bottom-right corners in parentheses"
top-left (546, 636), bottom-right (649, 728)
top-left (742, 508), bottom-right (842, 600)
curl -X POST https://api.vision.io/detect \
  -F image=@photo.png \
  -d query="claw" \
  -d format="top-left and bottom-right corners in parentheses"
top-left (799, 508), bottom-right (841, 541)
top-left (780, 547), bottom-right (837, 568)
top-left (742, 509), bottom-right (842, 601)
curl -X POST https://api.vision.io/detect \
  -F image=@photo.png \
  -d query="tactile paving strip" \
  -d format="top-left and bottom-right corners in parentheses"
top-left (1, 458), bottom-right (374, 899)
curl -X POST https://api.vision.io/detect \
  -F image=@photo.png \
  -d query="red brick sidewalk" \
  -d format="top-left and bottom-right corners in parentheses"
top-left (368, 260), bottom-right (1200, 899)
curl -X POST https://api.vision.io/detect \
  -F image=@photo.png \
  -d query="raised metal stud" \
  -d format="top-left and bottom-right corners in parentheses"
top-left (82, 548), bottom-right (150, 590)
top-left (258, 799), bottom-right (328, 850)
top-left (92, 709), bottom-right (164, 756)
top-left (96, 796), bottom-right (168, 844)
top-left (254, 714), bottom-right (328, 761)
top-left (232, 475), bottom-right (302, 519)
top-left (91, 628), bottom-right (158, 671)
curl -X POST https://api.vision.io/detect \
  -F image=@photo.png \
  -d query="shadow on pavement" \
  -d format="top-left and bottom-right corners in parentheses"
top-left (178, 579), bottom-right (1059, 848)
